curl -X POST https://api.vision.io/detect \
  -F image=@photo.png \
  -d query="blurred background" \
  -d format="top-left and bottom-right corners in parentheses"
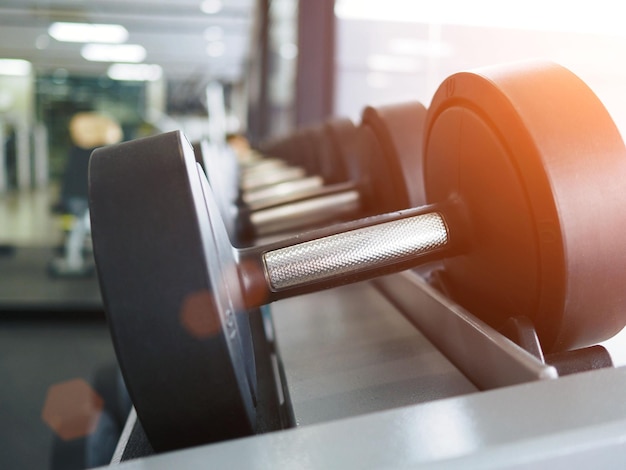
top-left (1, 0), bottom-right (626, 468)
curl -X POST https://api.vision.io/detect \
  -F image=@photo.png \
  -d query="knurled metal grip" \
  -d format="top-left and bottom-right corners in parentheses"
top-left (263, 213), bottom-right (448, 291)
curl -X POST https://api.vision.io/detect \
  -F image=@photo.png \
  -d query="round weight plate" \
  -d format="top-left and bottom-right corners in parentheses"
top-left (424, 61), bottom-right (626, 352)
top-left (360, 104), bottom-right (420, 213)
top-left (316, 120), bottom-right (348, 185)
top-left (89, 131), bottom-right (256, 452)
top-left (362, 102), bottom-right (428, 207)
top-left (324, 118), bottom-right (357, 184)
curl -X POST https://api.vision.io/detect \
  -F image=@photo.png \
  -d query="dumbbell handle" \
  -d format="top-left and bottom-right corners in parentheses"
top-left (265, 211), bottom-right (448, 289)
top-left (238, 203), bottom-right (462, 306)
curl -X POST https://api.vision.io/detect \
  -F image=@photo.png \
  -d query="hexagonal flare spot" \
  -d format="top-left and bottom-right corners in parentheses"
top-left (179, 289), bottom-right (222, 339)
top-left (41, 378), bottom-right (104, 441)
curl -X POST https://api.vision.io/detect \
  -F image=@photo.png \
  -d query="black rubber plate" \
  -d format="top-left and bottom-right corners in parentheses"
top-left (89, 131), bottom-right (255, 452)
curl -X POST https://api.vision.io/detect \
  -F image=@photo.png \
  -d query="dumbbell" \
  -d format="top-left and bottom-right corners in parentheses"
top-left (240, 158), bottom-right (308, 191)
top-left (239, 120), bottom-right (355, 209)
top-left (89, 61), bottom-right (626, 452)
top-left (206, 105), bottom-right (427, 243)
top-left (227, 129), bottom-right (325, 195)
top-left (248, 104), bottom-right (427, 211)
top-left (254, 121), bottom-right (351, 187)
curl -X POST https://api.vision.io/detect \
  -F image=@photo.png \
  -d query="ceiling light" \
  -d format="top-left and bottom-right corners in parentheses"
top-left (107, 64), bottom-right (163, 81)
top-left (0, 59), bottom-right (32, 76)
top-left (206, 41), bottom-right (226, 57)
top-left (81, 44), bottom-right (147, 63)
top-left (201, 0), bottom-right (223, 14)
top-left (48, 22), bottom-right (128, 44)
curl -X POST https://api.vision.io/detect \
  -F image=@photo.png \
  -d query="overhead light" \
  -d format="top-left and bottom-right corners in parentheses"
top-left (206, 41), bottom-right (225, 57)
top-left (201, 0), bottom-right (223, 14)
top-left (0, 59), bottom-right (32, 76)
top-left (48, 22), bottom-right (128, 44)
top-left (204, 26), bottom-right (224, 41)
top-left (107, 64), bottom-right (163, 81)
top-left (81, 44), bottom-right (147, 63)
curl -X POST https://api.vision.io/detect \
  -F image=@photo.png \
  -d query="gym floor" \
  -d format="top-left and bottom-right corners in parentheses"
top-left (0, 186), bottom-right (117, 469)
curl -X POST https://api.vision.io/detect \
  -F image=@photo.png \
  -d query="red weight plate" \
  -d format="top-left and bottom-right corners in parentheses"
top-left (424, 61), bottom-right (626, 352)
top-left (361, 101), bottom-right (428, 207)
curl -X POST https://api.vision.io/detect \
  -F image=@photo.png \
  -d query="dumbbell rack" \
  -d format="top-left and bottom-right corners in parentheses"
top-left (273, 268), bottom-right (553, 428)
top-left (108, 264), bottom-right (626, 467)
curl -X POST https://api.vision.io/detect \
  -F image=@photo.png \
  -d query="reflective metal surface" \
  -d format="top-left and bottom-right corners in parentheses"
top-left (240, 167), bottom-right (307, 191)
top-left (263, 213), bottom-right (447, 291)
top-left (374, 270), bottom-right (558, 389)
top-left (251, 190), bottom-right (360, 236)
top-left (243, 176), bottom-right (324, 207)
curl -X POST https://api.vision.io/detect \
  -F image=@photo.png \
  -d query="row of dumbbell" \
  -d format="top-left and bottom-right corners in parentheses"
top-left (194, 102), bottom-right (428, 246)
top-left (88, 61), bottom-right (626, 453)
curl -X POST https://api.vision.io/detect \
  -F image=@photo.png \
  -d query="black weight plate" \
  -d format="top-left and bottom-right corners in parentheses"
top-left (194, 139), bottom-right (258, 402)
top-left (89, 131), bottom-right (256, 452)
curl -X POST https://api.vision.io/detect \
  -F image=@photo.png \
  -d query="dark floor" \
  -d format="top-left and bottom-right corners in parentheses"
top-left (0, 318), bottom-right (117, 469)
top-left (0, 246), bottom-right (102, 312)
top-left (0, 187), bottom-right (117, 468)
